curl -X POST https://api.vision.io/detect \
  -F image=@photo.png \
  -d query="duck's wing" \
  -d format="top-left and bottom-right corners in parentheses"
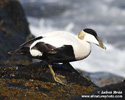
top-left (31, 42), bottom-right (75, 61)
top-left (31, 42), bottom-right (57, 54)
top-left (20, 36), bottom-right (43, 48)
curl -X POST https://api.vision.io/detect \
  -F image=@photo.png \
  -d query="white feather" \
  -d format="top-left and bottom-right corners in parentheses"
top-left (84, 33), bottom-right (99, 45)
top-left (30, 31), bottom-right (91, 60)
top-left (30, 49), bottom-right (42, 56)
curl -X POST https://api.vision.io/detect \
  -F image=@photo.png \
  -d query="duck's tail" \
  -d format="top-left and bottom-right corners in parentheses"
top-left (8, 48), bottom-right (24, 55)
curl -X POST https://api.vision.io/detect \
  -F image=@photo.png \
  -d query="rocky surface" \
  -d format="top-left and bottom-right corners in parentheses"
top-left (0, 0), bottom-right (33, 62)
top-left (0, 62), bottom-right (96, 100)
top-left (78, 70), bottom-right (124, 87)
top-left (0, 62), bottom-right (124, 100)
top-left (89, 72), bottom-right (124, 87)
top-left (69, 81), bottom-right (125, 100)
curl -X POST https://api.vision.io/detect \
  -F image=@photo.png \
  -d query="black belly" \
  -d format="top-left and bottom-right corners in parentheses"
top-left (41, 52), bottom-right (76, 63)
top-left (38, 45), bottom-right (76, 63)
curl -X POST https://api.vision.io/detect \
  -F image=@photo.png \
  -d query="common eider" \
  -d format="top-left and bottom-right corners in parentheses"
top-left (8, 28), bottom-right (106, 84)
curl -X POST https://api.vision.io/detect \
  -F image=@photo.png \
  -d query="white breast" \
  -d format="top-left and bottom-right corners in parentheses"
top-left (73, 40), bottom-right (91, 60)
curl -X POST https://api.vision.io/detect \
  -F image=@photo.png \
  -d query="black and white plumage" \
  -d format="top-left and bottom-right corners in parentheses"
top-left (8, 28), bottom-right (106, 84)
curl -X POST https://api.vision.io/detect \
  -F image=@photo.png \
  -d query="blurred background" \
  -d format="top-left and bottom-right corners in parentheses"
top-left (20, 0), bottom-right (125, 78)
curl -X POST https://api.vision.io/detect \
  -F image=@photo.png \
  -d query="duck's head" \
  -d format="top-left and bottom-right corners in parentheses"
top-left (78, 28), bottom-right (106, 50)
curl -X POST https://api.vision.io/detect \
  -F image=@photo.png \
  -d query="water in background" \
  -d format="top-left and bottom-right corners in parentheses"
top-left (20, 0), bottom-right (125, 77)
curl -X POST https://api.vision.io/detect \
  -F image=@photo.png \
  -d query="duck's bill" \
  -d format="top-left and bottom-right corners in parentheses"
top-left (97, 37), bottom-right (106, 50)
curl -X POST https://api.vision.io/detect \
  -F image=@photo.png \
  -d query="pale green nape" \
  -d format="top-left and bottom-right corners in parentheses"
top-left (78, 31), bottom-right (86, 40)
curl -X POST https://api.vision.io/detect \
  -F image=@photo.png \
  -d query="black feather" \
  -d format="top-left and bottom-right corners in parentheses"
top-left (8, 47), bottom-right (31, 57)
top-left (8, 36), bottom-right (43, 56)
top-left (84, 28), bottom-right (98, 39)
top-left (8, 48), bottom-right (24, 55)
top-left (20, 36), bottom-right (43, 48)
top-left (31, 42), bottom-right (56, 54)
top-left (42, 45), bottom-right (76, 63)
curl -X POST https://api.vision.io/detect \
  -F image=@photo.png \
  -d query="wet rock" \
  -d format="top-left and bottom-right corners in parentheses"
top-left (0, 62), bottom-right (96, 100)
top-left (69, 81), bottom-right (125, 100)
top-left (0, 0), bottom-right (33, 62)
top-left (78, 70), bottom-right (124, 87)
top-left (89, 72), bottom-right (124, 87)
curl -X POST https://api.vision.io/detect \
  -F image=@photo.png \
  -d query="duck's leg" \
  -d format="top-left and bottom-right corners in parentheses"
top-left (48, 64), bottom-right (65, 85)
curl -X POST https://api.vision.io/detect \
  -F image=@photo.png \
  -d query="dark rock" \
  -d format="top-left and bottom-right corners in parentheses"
top-left (89, 72), bottom-right (124, 87)
top-left (0, 0), bottom-right (34, 62)
top-left (0, 62), bottom-right (96, 100)
top-left (0, 62), bottom-right (96, 86)
top-left (69, 81), bottom-right (125, 100)
top-left (78, 70), bottom-right (124, 87)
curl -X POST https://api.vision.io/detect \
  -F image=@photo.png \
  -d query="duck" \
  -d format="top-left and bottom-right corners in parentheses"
top-left (8, 28), bottom-right (106, 84)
